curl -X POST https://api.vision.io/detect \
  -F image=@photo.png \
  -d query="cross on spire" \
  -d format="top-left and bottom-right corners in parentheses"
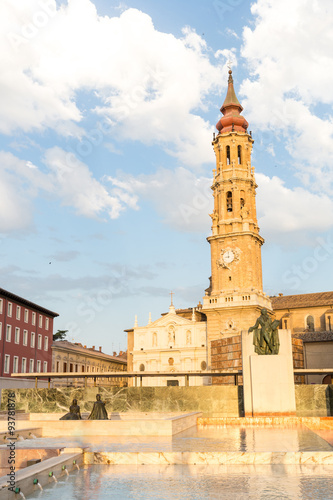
top-left (170, 291), bottom-right (174, 306)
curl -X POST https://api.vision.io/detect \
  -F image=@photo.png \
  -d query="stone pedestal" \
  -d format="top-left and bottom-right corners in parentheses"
top-left (242, 329), bottom-right (296, 417)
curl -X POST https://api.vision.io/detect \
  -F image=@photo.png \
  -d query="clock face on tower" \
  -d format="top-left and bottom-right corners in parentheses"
top-left (223, 250), bottom-right (234, 264)
top-left (217, 247), bottom-right (241, 269)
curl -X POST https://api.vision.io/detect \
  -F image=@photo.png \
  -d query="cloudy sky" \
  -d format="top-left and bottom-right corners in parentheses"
top-left (1, 0), bottom-right (333, 353)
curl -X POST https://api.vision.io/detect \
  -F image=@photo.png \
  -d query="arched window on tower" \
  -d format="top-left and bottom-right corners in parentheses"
top-left (240, 198), bottom-right (245, 209)
top-left (226, 145), bottom-right (230, 165)
top-left (238, 145), bottom-right (242, 164)
top-left (226, 191), bottom-right (233, 212)
top-left (306, 315), bottom-right (315, 332)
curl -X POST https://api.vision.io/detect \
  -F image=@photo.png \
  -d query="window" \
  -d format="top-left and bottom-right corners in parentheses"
top-left (44, 336), bottom-right (48, 351)
top-left (6, 325), bottom-right (11, 342)
top-left (21, 358), bottom-right (27, 373)
top-left (16, 306), bottom-right (21, 320)
top-left (29, 359), bottom-right (34, 373)
top-left (23, 330), bottom-right (28, 346)
top-left (4, 355), bottom-right (10, 373)
top-left (226, 191), bottom-right (233, 212)
top-left (32, 312), bottom-right (36, 326)
top-left (39, 315), bottom-right (43, 328)
top-left (0, 299), bottom-right (2, 314)
top-left (24, 309), bottom-right (29, 323)
top-left (37, 360), bottom-right (41, 373)
top-left (15, 327), bottom-right (20, 344)
top-left (226, 145), bottom-right (230, 165)
top-left (38, 334), bottom-right (42, 349)
top-left (0, 322), bottom-right (2, 340)
top-left (237, 145), bottom-right (242, 164)
top-left (45, 318), bottom-right (49, 330)
top-left (56, 361), bottom-right (60, 372)
top-left (43, 361), bottom-right (48, 372)
top-left (63, 362), bottom-right (67, 372)
top-left (329, 316), bottom-right (332, 332)
top-left (7, 302), bottom-right (12, 317)
top-left (306, 315), bottom-right (315, 332)
top-left (240, 198), bottom-right (245, 209)
top-left (31, 332), bottom-right (35, 348)
top-left (13, 356), bottom-right (19, 373)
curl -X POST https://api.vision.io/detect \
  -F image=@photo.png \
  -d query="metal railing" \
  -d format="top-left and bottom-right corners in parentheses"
top-left (11, 369), bottom-right (333, 388)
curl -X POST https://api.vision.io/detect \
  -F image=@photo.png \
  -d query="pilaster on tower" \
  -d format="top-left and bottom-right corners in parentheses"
top-left (203, 70), bottom-right (272, 344)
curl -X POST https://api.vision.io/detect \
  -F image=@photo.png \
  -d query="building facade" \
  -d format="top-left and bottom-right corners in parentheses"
top-left (52, 340), bottom-right (127, 387)
top-left (0, 288), bottom-right (58, 377)
top-left (131, 303), bottom-right (209, 386)
top-left (202, 70), bottom-right (271, 351)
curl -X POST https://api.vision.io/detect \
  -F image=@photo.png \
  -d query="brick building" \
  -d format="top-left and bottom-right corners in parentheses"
top-left (0, 288), bottom-right (58, 377)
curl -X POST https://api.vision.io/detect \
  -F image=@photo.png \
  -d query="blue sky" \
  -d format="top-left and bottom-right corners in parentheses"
top-left (1, 0), bottom-right (333, 353)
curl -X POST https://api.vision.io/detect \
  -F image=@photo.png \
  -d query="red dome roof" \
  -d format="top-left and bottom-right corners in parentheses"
top-left (216, 70), bottom-right (248, 133)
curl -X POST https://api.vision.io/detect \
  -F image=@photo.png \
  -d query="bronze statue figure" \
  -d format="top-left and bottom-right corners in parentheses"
top-left (248, 308), bottom-right (280, 355)
top-left (60, 399), bottom-right (82, 420)
top-left (88, 394), bottom-right (109, 420)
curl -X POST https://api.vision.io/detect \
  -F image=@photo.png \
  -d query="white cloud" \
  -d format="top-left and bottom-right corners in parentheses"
top-left (256, 173), bottom-right (333, 241)
top-left (107, 168), bottom-right (213, 232)
top-left (241, 0), bottom-right (333, 192)
top-left (44, 148), bottom-right (123, 219)
top-left (107, 168), bottom-right (333, 240)
top-left (0, 148), bottom-right (126, 233)
top-left (0, 1), bottom-right (228, 166)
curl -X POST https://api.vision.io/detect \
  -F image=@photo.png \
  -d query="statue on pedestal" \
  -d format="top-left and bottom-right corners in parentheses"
top-left (248, 308), bottom-right (280, 355)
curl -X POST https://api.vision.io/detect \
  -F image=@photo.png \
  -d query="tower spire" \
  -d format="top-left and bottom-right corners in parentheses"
top-left (216, 70), bottom-right (248, 134)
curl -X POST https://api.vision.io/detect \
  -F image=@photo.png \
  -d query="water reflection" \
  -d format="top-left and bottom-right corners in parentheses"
top-left (25, 464), bottom-right (333, 500)
top-left (5, 426), bottom-right (333, 453)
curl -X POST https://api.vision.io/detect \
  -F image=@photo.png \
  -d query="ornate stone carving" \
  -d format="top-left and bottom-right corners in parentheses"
top-left (216, 247), bottom-right (241, 270)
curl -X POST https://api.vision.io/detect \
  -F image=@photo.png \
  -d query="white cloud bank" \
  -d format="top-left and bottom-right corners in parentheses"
top-left (0, 149), bottom-right (124, 233)
top-left (241, 0), bottom-right (333, 192)
top-left (0, 0), bottom-right (227, 166)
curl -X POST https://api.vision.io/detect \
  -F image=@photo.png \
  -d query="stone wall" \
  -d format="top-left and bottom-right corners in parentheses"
top-left (211, 335), bottom-right (242, 385)
top-left (296, 385), bottom-right (333, 416)
top-left (1, 385), bottom-right (332, 417)
top-left (0, 386), bottom-right (243, 418)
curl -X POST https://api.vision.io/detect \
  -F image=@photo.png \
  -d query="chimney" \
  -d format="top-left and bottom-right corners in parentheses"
top-left (84, 345), bottom-right (87, 348)
top-left (99, 346), bottom-right (102, 352)
top-left (113, 351), bottom-right (116, 356)
top-left (92, 345), bottom-right (95, 350)
top-left (278, 293), bottom-right (283, 297)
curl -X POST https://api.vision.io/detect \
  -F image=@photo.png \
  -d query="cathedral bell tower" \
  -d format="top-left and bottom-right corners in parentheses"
top-left (202, 70), bottom-right (272, 345)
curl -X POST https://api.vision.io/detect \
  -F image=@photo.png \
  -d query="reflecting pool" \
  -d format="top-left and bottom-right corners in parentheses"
top-left (25, 464), bottom-right (333, 500)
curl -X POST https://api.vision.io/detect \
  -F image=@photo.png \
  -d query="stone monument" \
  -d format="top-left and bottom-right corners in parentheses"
top-left (242, 309), bottom-right (296, 416)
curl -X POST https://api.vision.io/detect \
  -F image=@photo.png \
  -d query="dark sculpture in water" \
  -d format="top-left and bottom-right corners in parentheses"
top-left (88, 394), bottom-right (108, 420)
top-left (60, 399), bottom-right (82, 420)
top-left (248, 308), bottom-right (280, 355)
